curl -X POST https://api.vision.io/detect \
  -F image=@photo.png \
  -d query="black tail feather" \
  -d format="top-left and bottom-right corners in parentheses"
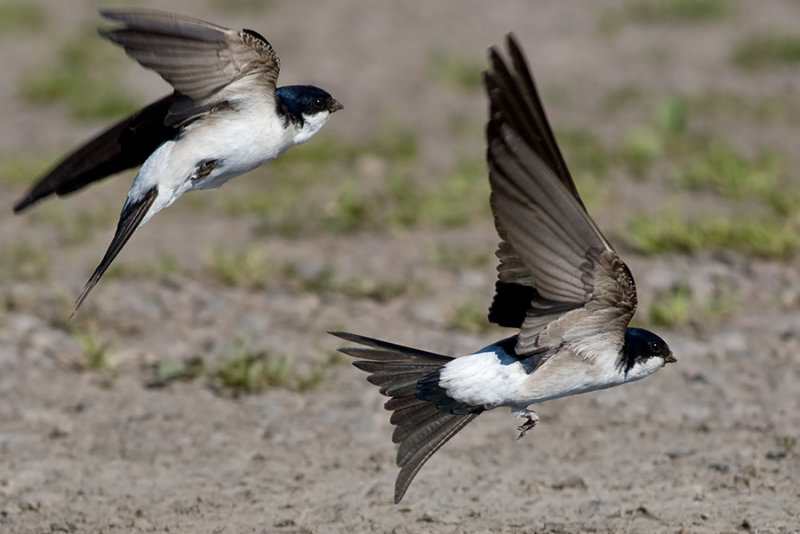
top-left (331, 331), bottom-right (482, 503)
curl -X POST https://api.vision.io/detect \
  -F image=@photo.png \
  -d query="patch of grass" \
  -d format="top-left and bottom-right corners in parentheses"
top-left (281, 262), bottom-right (410, 302)
top-left (28, 203), bottom-right (118, 246)
top-left (208, 245), bottom-right (271, 288)
top-left (331, 274), bottom-right (408, 302)
top-left (213, 344), bottom-right (324, 395)
top-left (646, 278), bottom-right (738, 329)
top-left (429, 50), bottom-right (483, 90)
top-left (599, 0), bottom-right (729, 36)
top-left (0, 152), bottom-right (55, 187)
top-left (416, 156), bottom-right (489, 228)
top-left (69, 323), bottom-right (112, 370)
top-left (777, 435), bottom-right (797, 456)
top-left (625, 0), bottom-right (731, 23)
top-left (271, 126), bottom-right (418, 172)
top-left (604, 84), bottom-right (644, 113)
top-left (225, 127), bottom-right (419, 236)
top-left (106, 252), bottom-right (180, 280)
top-left (673, 139), bottom-right (786, 208)
top-left (557, 129), bottom-right (612, 181)
top-left (0, 2), bottom-right (46, 34)
top-left (22, 29), bottom-right (138, 120)
top-left (331, 178), bottom-right (375, 234)
top-left (145, 357), bottom-right (205, 388)
top-left (620, 125), bottom-right (663, 179)
top-left (649, 284), bottom-right (691, 327)
top-left (618, 96), bottom-right (687, 179)
top-left (655, 96), bottom-right (688, 137)
top-left (1, 241), bottom-right (50, 281)
top-left (733, 33), bottom-right (800, 68)
top-left (628, 208), bottom-right (798, 259)
top-left (209, 249), bottom-right (411, 301)
top-left (686, 91), bottom-right (794, 123)
top-left (447, 112), bottom-right (480, 138)
top-left (428, 244), bottom-right (491, 273)
top-left (448, 299), bottom-right (493, 334)
top-left (228, 145), bottom-right (488, 236)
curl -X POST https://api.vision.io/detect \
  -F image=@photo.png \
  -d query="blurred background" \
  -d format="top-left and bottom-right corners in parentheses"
top-left (1, 1), bottom-right (799, 532)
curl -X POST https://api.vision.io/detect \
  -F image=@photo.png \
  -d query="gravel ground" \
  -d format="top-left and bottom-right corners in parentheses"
top-left (1, 1), bottom-right (799, 533)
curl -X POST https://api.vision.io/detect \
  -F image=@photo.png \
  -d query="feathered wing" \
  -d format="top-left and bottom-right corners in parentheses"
top-left (331, 332), bottom-right (481, 503)
top-left (484, 37), bottom-right (580, 206)
top-left (15, 9), bottom-right (282, 212)
top-left (100, 8), bottom-right (281, 125)
top-left (14, 96), bottom-right (176, 212)
top-left (484, 35), bottom-right (637, 358)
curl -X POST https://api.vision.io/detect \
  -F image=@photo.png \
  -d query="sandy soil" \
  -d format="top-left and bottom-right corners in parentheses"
top-left (1, 1), bottom-right (799, 532)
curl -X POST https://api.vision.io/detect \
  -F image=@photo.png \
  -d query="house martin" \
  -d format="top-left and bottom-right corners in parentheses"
top-left (331, 35), bottom-right (675, 503)
top-left (13, 9), bottom-right (342, 312)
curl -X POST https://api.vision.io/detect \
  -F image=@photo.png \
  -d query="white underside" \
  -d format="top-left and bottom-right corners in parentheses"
top-left (124, 99), bottom-right (331, 226)
top-left (438, 341), bottom-right (664, 412)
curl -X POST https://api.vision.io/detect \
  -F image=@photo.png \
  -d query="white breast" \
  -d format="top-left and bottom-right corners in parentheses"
top-left (177, 104), bottom-right (295, 191)
top-left (438, 342), bottom-right (633, 410)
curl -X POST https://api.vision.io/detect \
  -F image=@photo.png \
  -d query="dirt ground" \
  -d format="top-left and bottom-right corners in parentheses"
top-left (2, 1), bottom-right (800, 533)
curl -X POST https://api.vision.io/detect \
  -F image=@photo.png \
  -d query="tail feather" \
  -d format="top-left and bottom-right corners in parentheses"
top-left (384, 396), bottom-right (419, 411)
top-left (392, 406), bottom-right (450, 444)
top-left (395, 413), bottom-right (479, 502)
top-left (395, 408), bottom-right (465, 453)
top-left (389, 402), bottom-right (437, 425)
top-left (366, 370), bottom-right (431, 387)
top-left (331, 331), bottom-right (482, 503)
top-left (381, 382), bottom-right (419, 398)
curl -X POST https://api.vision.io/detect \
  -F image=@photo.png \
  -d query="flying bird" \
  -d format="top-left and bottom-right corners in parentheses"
top-left (13, 9), bottom-right (342, 311)
top-left (332, 35), bottom-right (675, 504)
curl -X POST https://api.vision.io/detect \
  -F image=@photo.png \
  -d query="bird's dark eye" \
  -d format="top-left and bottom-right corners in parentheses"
top-left (648, 340), bottom-right (663, 354)
top-left (313, 97), bottom-right (325, 109)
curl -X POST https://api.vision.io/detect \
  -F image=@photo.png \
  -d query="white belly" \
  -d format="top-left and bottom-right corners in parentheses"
top-left (438, 343), bottom-right (627, 409)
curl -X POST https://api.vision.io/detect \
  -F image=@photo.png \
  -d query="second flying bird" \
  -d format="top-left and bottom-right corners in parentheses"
top-left (14, 9), bottom-right (342, 311)
top-left (333, 35), bottom-right (675, 504)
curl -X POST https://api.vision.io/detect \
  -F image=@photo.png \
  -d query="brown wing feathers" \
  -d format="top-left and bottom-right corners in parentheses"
top-left (100, 9), bottom-right (280, 100)
top-left (486, 35), bottom-right (638, 358)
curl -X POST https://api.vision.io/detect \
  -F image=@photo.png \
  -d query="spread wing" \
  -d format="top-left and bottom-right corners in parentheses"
top-left (100, 8), bottom-right (281, 125)
top-left (484, 34), bottom-right (637, 358)
top-left (14, 95), bottom-right (176, 212)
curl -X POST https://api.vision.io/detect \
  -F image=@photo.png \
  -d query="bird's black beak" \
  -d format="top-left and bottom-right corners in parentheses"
top-left (663, 353), bottom-right (677, 366)
top-left (329, 99), bottom-right (343, 113)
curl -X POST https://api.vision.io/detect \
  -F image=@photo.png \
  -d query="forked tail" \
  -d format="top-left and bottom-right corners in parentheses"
top-left (331, 331), bottom-right (481, 503)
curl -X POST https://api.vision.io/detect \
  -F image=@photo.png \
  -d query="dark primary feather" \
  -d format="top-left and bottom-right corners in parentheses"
top-left (72, 187), bottom-right (158, 314)
top-left (485, 37), bottom-right (580, 205)
top-left (331, 332), bottom-right (481, 503)
top-left (100, 8), bottom-right (280, 110)
top-left (484, 34), bottom-right (593, 331)
top-left (13, 96), bottom-right (176, 213)
top-left (484, 34), bottom-right (638, 358)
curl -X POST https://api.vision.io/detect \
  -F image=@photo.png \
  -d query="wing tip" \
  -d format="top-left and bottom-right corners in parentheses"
top-left (13, 195), bottom-right (34, 213)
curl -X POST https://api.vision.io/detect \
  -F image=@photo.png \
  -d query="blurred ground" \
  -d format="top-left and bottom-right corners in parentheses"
top-left (1, 1), bottom-right (800, 532)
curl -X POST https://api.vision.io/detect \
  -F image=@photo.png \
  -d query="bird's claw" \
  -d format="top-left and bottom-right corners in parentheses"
top-left (514, 410), bottom-right (539, 440)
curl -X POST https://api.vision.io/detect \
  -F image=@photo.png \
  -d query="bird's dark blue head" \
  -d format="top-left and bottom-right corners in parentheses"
top-left (275, 85), bottom-right (342, 126)
top-left (620, 327), bottom-right (675, 375)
